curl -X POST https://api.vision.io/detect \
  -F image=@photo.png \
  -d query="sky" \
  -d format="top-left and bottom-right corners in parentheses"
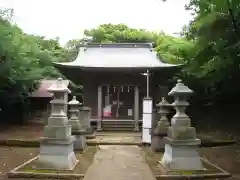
top-left (0, 0), bottom-right (192, 45)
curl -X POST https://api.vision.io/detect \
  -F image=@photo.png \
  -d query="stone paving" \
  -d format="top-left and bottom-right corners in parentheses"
top-left (88, 132), bottom-right (141, 144)
top-left (83, 145), bottom-right (156, 180)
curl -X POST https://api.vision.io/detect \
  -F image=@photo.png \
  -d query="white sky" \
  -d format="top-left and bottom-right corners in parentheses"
top-left (0, 0), bottom-right (192, 45)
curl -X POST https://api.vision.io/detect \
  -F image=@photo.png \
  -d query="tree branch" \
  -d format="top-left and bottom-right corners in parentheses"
top-left (227, 0), bottom-right (240, 37)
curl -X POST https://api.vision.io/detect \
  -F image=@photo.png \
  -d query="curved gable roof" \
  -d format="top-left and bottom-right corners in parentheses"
top-left (54, 43), bottom-right (181, 69)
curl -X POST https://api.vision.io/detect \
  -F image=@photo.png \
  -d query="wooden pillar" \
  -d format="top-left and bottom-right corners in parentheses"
top-left (134, 85), bottom-right (140, 131)
top-left (97, 85), bottom-right (102, 131)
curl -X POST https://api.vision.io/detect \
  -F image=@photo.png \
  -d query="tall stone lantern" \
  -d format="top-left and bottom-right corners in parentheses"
top-left (35, 78), bottom-right (78, 170)
top-left (68, 96), bottom-right (86, 150)
top-left (68, 96), bottom-right (83, 132)
top-left (161, 79), bottom-right (203, 170)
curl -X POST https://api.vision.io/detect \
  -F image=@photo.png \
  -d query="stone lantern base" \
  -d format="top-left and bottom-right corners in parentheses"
top-left (160, 137), bottom-right (203, 170)
top-left (69, 119), bottom-right (87, 150)
top-left (151, 118), bottom-right (169, 151)
top-left (68, 119), bottom-right (82, 132)
top-left (72, 130), bottom-right (88, 151)
top-left (151, 132), bottom-right (167, 152)
top-left (35, 136), bottom-right (78, 170)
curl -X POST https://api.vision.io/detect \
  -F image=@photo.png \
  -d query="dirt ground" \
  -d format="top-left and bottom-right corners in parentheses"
top-left (143, 145), bottom-right (240, 180)
top-left (0, 123), bottom-right (43, 141)
top-left (0, 123), bottom-right (240, 179)
top-left (0, 147), bottom-right (38, 179)
top-left (0, 146), bottom-right (98, 180)
top-left (200, 145), bottom-right (240, 178)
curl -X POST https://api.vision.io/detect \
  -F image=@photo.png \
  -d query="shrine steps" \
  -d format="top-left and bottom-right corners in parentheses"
top-left (101, 119), bottom-right (141, 131)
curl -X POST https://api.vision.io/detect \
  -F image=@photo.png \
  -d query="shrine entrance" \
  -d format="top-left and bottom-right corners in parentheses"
top-left (102, 84), bottom-right (134, 119)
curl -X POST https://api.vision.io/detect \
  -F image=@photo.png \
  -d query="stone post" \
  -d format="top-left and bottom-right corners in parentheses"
top-left (160, 79), bottom-right (203, 170)
top-left (79, 106), bottom-right (95, 139)
top-left (151, 97), bottom-right (171, 152)
top-left (36, 78), bottom-right (78, 170)
top-left (68, 96), bottom-right (86, 151)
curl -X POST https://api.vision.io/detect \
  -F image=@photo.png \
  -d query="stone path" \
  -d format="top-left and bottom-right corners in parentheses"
top-left (83, 145), bottom-right (156, 180)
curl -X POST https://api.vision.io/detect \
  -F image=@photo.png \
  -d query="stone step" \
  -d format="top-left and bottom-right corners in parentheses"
top-left (103, 127), bottom-right (134, 131)
top-left (102, 125), bottom-right (134, 129)
top-left (91, 120), bottom-right (142, 131)
top-left (101, 123), bottom-right (133, 126)
top-left (102, 120), bottom-right (134, 124)
top-left (102, 120), bottom-right (134, 131)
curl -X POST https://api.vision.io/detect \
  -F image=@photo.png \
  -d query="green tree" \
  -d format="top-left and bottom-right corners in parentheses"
top-left (181, 0), bottom-right (240, 103)
top-left (84, 24), bottom-right (158, 43)
top-left (67, 24), bottom-right (190, 65)
top-left (161, 0), bottom-right (240, 104)
top-left (0, 9), bottom-right (70, 123)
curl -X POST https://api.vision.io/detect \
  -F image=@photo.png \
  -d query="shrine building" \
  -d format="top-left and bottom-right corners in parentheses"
top-left (54, 43), bottom-right (181, 131)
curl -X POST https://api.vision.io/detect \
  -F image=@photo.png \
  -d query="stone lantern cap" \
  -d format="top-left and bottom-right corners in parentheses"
top-left (168, 79), bottom-right (193, 96)
top-left (68, 96), bottom-right (82, 106)
top-left (156, 97), bottom-right (171, 107)
top-left (47, 78), bottom-right (71, 93)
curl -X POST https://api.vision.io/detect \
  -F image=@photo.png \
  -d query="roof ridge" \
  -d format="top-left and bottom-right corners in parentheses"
top-left (79, 42), bottom-right (153, 49)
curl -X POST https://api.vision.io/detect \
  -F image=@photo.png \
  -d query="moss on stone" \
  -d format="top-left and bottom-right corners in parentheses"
top-left (21, 168), bottom-right (57, 173)
top-left (19, 145), bottom-right (99, 175)
top-left (141, 146), bottom-right (231, 179)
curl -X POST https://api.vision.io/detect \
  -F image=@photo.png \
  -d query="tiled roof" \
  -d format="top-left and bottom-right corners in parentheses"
top-left (54, 43), bottom-right (180, 69)
top-left (30, 79), bottom-right (70, 98)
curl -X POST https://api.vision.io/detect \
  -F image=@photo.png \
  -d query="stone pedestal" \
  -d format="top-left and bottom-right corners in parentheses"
top-left (160, 79), bottom-right (203, 171)
top-left (36, 78), bottom-right (78, 170)
top-left (72, 131), bottom-right (87, 150)
top-left (68, 96), bottom-right (86, 151)
top-left (162, 138), bottom-right (202, 170)
top-left (151, 97), bottom-right (171, 152)
top-left (79, 106), bottom-right (95, 138)
top-left (38, 136), bottom-right (77, 170)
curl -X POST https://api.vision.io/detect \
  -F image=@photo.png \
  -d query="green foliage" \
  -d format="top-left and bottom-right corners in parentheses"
top-left (0, 9), bottom-right (70, 123)
top-left (80, 24), bottom-right (190, 64)
top-left (155, 35), bottom-right (194, 64)
top-left (180, 0), bottom-right (240, 103)
top-left (161, 0), bottom-right (240, 104)
top-left (84, 24), bottom-right (158, 43)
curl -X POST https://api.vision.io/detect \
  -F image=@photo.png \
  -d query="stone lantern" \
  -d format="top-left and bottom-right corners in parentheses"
top-left (151, 97), bottom-right (171, 152)
top-left (68, 96), bottom-right (86, 150)
top-left (68, 96), bottom-right (83, 131)
top-left (36, 78), bottom-right (78, 170)
top-left (160, 79), bottom-right (203, 170)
